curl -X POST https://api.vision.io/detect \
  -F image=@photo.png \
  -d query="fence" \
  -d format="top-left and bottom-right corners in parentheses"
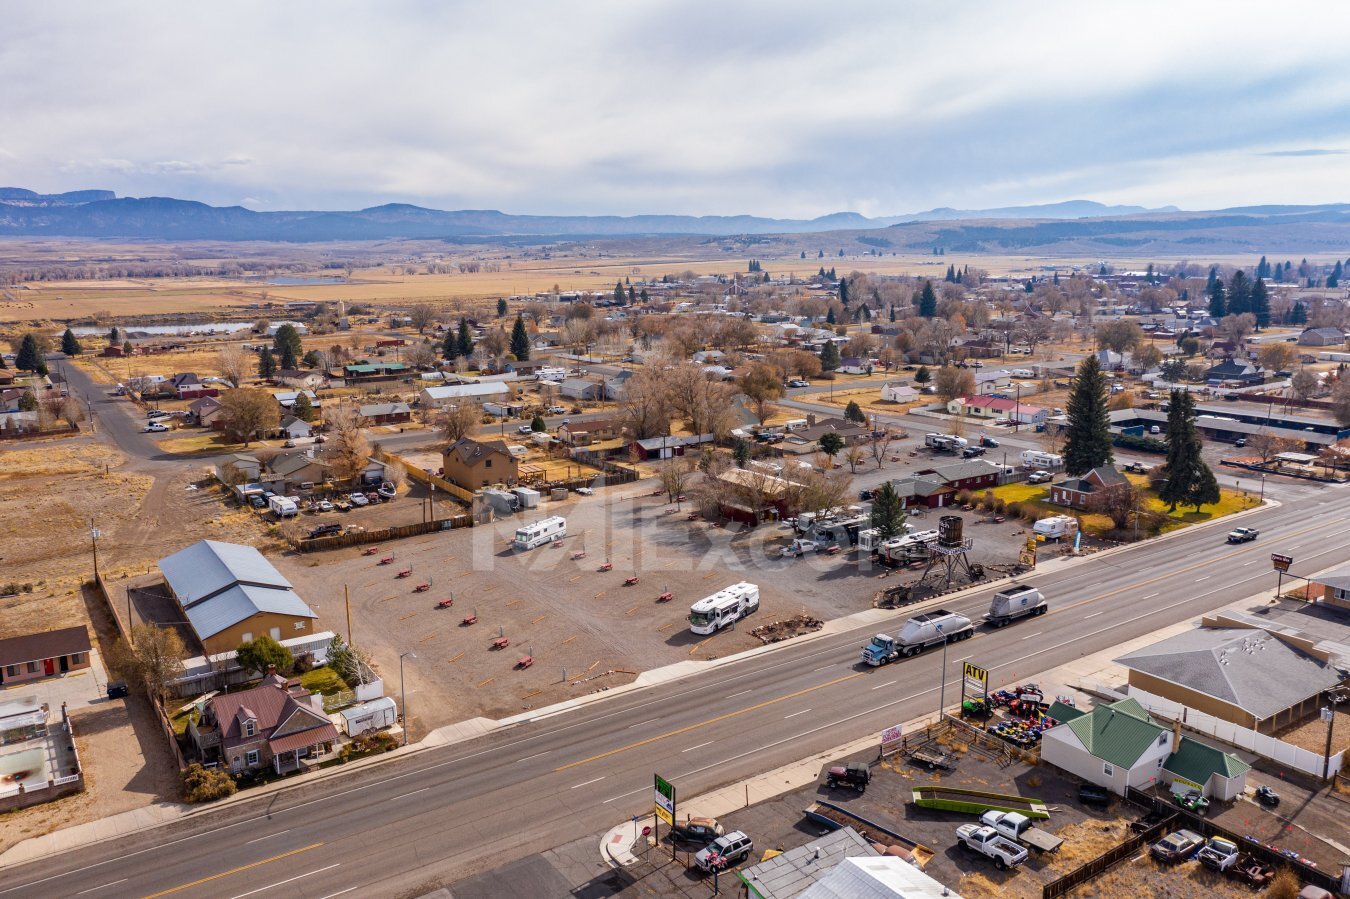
top-left (569, 449), bottom-right (640, 485)
top-left (0, 424), bottom-right (80, 441)
top-left (1127, 686), bottom-right (1345, 778)
top-left (294, 515), bottom-right (471, 552)
top-left (1042, 811), bottom-right (1177, 898)
top-left (392, 453), bottom-right (477, 504)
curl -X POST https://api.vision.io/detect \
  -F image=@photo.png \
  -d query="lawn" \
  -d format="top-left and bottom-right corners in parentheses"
top-left (988, 473), bottom-right (1251, 538)
top-left (298, 665), bottom-right (348, 696)
top-left (159, 432), bottom-right (251, 455)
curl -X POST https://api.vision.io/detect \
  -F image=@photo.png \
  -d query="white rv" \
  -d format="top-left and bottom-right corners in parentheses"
top-left (1020, 450), bottom-right (1063, 470)
top-left (536, 367), bottom-right (567, 382)
top-left (513, 515), bottom-right (567, 550)
top-left (1033, 515), bottom-right (1078, 540)
top-left (268, 495), bottom-right (299, 518)
top-left (688, 583), bottom-right (760, 635)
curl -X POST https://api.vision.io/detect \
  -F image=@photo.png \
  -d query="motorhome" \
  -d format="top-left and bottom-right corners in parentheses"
top-left (688, 583), bottom-right (760, 634)
top-left (536, 367), bottom-right (567, 382)
top-left (513, 515), bottom-right (567, 550)
top-left (1020, 450), bottom-right (1063, 470)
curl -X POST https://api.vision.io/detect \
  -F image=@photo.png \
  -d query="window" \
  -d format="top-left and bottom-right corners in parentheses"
top-left (69, 652), bottom-right (83, 665)
top-left (1102, 762), bottom-right (1114, 777)
top-left (269, 627), bottom-right (282, 641)
top-left (4, 665), bottom-right (17, 677)
top-left (1158, 733), bottom-right (1168, 745)
top-left (245, 750), bottom-right (260, 767)
top-left (243, 719), bottom-right (255, 738)
top-left (294, 621), bottom-right (306, 631)
top-left (26, 661), bottom-right (39, 674)
top-left (485, 458), bottom-right (492, 468)
top-left (241, 632), bottom-right (253, 643)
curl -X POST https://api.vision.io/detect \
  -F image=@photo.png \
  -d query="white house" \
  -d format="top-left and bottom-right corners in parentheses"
top-left (279, 416), bottom-right (312, 440)
top-left (418, 382), bottom-right (510, 409)
top-left (880, 382), bottom-right (918, 403)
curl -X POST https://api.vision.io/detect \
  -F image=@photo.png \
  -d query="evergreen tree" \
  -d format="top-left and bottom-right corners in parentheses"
top-left (1250, 278), bottom-right (1270, 329)
top-left (819, 341), bottom-right (840, 372)
top-left (639, 288), bottom-right (649, 303)
top-left (531, 414), bottom-right (546, 432)
top-left (800, 251), bottom-right (806, 259)
top-left (272, 324), bottom-right (303, 370)
top-left (456, 318), bottom-right (473, 358)
top-left (839, 278), bottom-right (850, 306)
top-left (1206, 266), bottom-right (1218, 292)
top-left (1146, 263), bottom-right (1155, 284)
top-left (108, 325), bottom-right (120, 345)
top-left (510, 314), bottom-right (530, 361)
top-left (918, 281), bottom-right (938, 318)
top-left (1290, 300), bottom-right (1308, 325)
top-left (945, 264), bottom-right (956, 283)
top-left (1257, 255), bottom-right (1270, 279)
top-left (869, 481), bottom-right (907, 539)
top-left (18, 391), bottom-right (37, 411)
top-left (826, 306), bottom-right (836, 325)
top-left (733, 438), bottom-right (751, 468)
top-left (292, 391), bottom-right (315, 422)
top-left (914, 365), bottom-right (931, 384)
top-left (497, 297), bottom-right (508, 317)
top-left (257, 347), bottom-right (277, 379)
top-left (1052, 270), bottom-right (1059, 285)
top-left (1061, 354), bottom-right (1113, 475)
top-left (303, 349), bottom-right (322, 368)
top-left (889, 305), bottom-right (896, 323)
top-left (1207, 277), bottom-right (1226, 319)
top-left (443, 329), bottom-right (460, 360)
top-left (15, 334), bottom-right (44, 373)
top-left (628, 285), bottom-right (637, 303)
top-left (1158, 389), bottom-right (1219, 512)
top-left (61, 328), bottom-right (82, 356)
top-left (818, 431), bottom-right (844, 458)
top-left (1099, 263), bottom-right (1108, 276)
top-left (1329, 261), bottom-right (1343, 289)
top-left (828, 267), bottom-right (836, 279)
top-left (613, 280), bottom-right (625, 306)
top-left (1227, 270), bottom-right (1251, 315)
top-left (843, 400), bottom-right (866, 424)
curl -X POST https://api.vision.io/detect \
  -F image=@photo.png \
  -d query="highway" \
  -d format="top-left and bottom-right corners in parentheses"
top-left (2, 477), bottom-right (1345, 898)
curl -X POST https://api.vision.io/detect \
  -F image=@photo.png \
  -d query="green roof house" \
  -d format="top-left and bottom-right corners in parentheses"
top-left (1162, 737), bottom-right (1251, 801)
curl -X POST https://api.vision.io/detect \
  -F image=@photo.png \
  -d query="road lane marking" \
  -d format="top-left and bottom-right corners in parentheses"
top-left (388, 788), bottom-right (428, 801)
top-left (870, 680), bottom-right (897, 690)
top-left (727, 689), bottom-right (752, 699)
top-left (317, 889), bottom-right (359, 899)
top-left (1195, 576), bottom-right (1210, 582)
top-left (1242, 559), bottom-right (1258, 566)
top-left (813, 664), bottom-right (833, 672)
top-left (75, 881), bottom-right (126, 895)
top-left (1019, 632), bottom-right (1043, 641)
top-left (627, 717), bottom-right (660, 729)
top-left (518, 750), bottom-right (550, 762)
top-left (602, 787), bottom-right (648, 803)
top-left (555, 671), bottom-right (864, 771)
top-left (140, 843), bottom-right (324, 898)
top-left (1083, 611), bottom-right (1104, 619)
top-left (682, 741), bottom-right (715, 753)
top-left (245, 830), bottom-right (289, 844)
top-left (229, 865), bottom-right (341, 899)
top-left (1142, 593), bottom-right (1159, 599)
top-left (783, 708), bottom-right (812, 719)
top-left (572, 776), bottom-right (606, 789)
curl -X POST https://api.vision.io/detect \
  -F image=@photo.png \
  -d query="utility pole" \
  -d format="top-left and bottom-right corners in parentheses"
top-left (399, 650), bottom-right (416, 746)
top-left (936, 624), bottom-right (949, 721)
top-left (1322, 704), bottom-right (1336, 782)
top-left (344, 585), bottom-right (352, 644)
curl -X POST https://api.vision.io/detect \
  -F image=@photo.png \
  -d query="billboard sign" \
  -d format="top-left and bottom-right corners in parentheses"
top-left (1271, 553), bottom-right (1293, 572)
top-left (962, 662), bottom-right (989, 695)
top-left (653, 774), bottom-right (676, 826)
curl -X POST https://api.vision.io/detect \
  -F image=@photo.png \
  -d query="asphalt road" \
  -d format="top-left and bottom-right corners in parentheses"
top-left (3, 476), bottom-right (1345, 898)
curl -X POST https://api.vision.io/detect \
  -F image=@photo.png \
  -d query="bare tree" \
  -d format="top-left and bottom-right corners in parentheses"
top-left (382, 458), bottom-right (409, 489)
top-left (325, 403), bottom-right (371, 482)
top-left (408, 304), bottom-right (436, 335)
top-left (738, 362), bottom-right (784, 425)
top-left (666, 363), bottom-right (736, 438)
top-left (1219, 313), bottom-right (1257, 348)
top-left (1290, 368), bottom-right (1320, 403)
top-left (1086, 483), bottom-right (1139, 532)
top-left (1257, 342), bottom-right (1297, 373)
top-left (404, 340), bottom-right (438, 370)
top-left (219, 388), bottom-right (280, 446)
top-left (106, 624), bottom-right (187, 705)
top-left (658, 456), bottom-right (695, 502)
top-left (436, 403), bottom-right (480, 443)
top-left (215, 343), bottom-right (250, 388)
top-left (844, 443), bottom-right (866, 473)
top-left (934, 365), bottom-right (975, 404)
top-left (1330, 376), bottom-right (1350, 426)
top-left (618, 366), bottom-right (673, 439)
top-left (868, 429), bottom-right (898, 469)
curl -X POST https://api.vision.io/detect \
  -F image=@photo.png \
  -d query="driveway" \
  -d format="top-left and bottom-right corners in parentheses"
top-left (1, 650), bottom-right (111, 713)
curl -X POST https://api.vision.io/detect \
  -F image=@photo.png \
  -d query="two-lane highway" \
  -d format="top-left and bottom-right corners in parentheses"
top-left (4, 480), bottom-right (1345, 896)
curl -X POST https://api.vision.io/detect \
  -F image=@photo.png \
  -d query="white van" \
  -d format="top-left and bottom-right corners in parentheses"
top-left (513, 515), bottom-right (567, 550)
top-left (689, 583), bottom-right (760, 634)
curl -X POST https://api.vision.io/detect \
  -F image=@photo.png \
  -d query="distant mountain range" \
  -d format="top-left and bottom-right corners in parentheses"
top-left (2, 188), bottom-right (1349, 254)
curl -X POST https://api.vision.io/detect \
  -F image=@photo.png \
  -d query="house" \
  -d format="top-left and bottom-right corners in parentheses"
top-left (0, 387), bottom-right (29, 413)
top-left (358, 402), bottom-right (412, 425)
top-left (888, 476), bottom-right (955, 509)
top-left (948, 395), bottom-right (1048, 425)
top-left (692, 350), bottom-right (727, 364)
top-left (170, 372), bottom-right (204, 397)
top-left (737, 827), bottom-right (882, 899)
top-left (215, 453), bottom-right (262, 484)
top-left (418, 382), bottom-right (510, 410)
top-left (712, 466), bottom-right (794, 523)
top-left (1094, 349), bottom-right (1124, 370)
top-left (1203, 359), bottom-right (1264, 387)
top-left (262, 450), bottom-right (329, 492)
top-left (558, 378), bottom-right (603, 401)
top-left (189, 395), bottom-right (226, 428)
top-left (557, 418), bottom-right (626, 446)
top-left (267, 322), bottom-right (307, 336)
top-left (1049, 465), bottom-right (1129, 509)
top-left (271, 390), bottom-right (321, 411)
top-left (604, 370), bottom-right (634, 400)
top-left (838, 356), bottom-right (873, 375)
top-left (796, 855), bottom-right (959, 899)
top-left (917, 460), bottom-right (1001, 492)
top-left (0, 626), bottom-right (92, 686)
top-left (1311, 564), bottom-right (1350, 612)
top-left (158, 540), bottom-right (320, 656)
top-left (278, 416), bottom-right (313, 440)
top-left (189, 669), bottom-right (338, 774)
top-left (274, 369), bottom-right (325, 390)
top-left (1042, 698), bottom-right (1250, 800)
top-left (781, 417), bottom-right (870, 454)
top-left (441, 437), bottom-right (519, 489)
top-left (1115, 627), bottom-right (1345, 733)
top-left (880, 382), bottom-right (918, 403)
top-left (629, 433), bottom-right (715, 460)
top-left (342, 361), bottom-right (409, 383)
top-left (1297, 327), bottom-right (1346, 347)
top-left (504, 359), bottom-right (544, 376)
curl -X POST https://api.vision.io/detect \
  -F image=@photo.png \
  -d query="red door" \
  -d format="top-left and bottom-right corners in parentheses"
top-left (44, 658), bottom-right (55, 676)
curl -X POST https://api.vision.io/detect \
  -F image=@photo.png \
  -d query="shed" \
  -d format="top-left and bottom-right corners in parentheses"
top-left (339, 697), bottom-right (398, 736)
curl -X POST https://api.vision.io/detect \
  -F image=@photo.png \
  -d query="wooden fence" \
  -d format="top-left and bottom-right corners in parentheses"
top-left (294, 515), bottom-right (471, 552)
top-left (1042, 811), bottom-right (1177, 898)
top-left (389, 453), bottom-right (477, 504)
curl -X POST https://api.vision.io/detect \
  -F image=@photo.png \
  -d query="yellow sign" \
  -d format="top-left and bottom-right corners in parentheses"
top-left (962, 662), bottom-right (988, 685)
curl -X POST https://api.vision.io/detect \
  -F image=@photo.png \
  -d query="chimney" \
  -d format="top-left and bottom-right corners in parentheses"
top-left (807, 413), bottom-right (817, 427)
top-left (1172, 717), bottom-right (1182, 754)
top-left (266, 664), bottom-right (277, 676)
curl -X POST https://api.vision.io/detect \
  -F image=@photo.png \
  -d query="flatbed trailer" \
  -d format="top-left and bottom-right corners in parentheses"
top-left (803, 800), bottom-right (935, 868)
top-left (911, 786), bottom-right (1050, 819)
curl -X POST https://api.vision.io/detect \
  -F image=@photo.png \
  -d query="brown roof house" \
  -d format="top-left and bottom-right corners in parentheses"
top-left (1050, 465), bottom-right (1130, 510)
top-left (189, 669), bottom-right (339, 774)
top-left (557, 418), bottom-right (626, 446)
top-left (442, 437), bottom-right (519, 489)
top-left (0, 626), bottom-right (92, 686)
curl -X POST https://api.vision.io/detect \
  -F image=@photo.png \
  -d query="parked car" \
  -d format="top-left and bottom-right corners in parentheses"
top-left (858, 489), bottom-right (875, 501)
top-left (143, 422), bottom-right (170, 433)
top-left (146, 409), bottom-right (170, 419)
top-left (1234, 437), bottom-right (1247, 447)
top-left (349, 492), bottom-right (370, 507)
top-left (693, 831), bottom-right (753, 872)
top-left (825, 762), bottom-right (871, 793)
top-left (106, 681), bottom-right (129, 699)
top-left (248, 495), bottom-right (266, 509)
top-left (962, 446), bottom-right (986, 458)
top-left (283, 439), bottom-right (297, 448)
top-left (669, 817), bottom-right (724, 846)
top-left (308, 523), bottom-right (343, 539)
top-left (788, 379), bottom-right (809, 388)
top-left (574, 486), bottom-right (594, 496)
top-left (1198, 837), bottom-right (1240, 872)
top-left (1123, 462), bottom-right (1151, 474)
top-left (334, 500), bottom-right (352, 512)
top-left (980, 436), bottom-right (999, 448)
top-left (517, 425), bottom-right (533, 434)
top-left (1027, 470), bottom-right (1053, 484)
top-left (546, 405), bottom-right (567, 414)
top-left (1151, 829), bottom-right (1205, 863)
top-left (313, 500), bottom-right (334, 513)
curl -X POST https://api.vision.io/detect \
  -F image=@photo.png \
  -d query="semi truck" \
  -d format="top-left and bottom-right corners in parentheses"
top-left (978, 811), bottom-right (1063, 854)
top-left (984, 584), bottom-right (1047, 627)
top-left (688, 582), bottom-right (760, 634)
top-left (860, 610), bottom-right (974, 665)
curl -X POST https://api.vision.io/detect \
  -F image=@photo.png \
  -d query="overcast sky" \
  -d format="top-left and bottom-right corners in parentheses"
top-left (6, 1), bottom-right (1350, 218)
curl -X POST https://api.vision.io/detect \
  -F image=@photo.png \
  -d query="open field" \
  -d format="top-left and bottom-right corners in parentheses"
top-left (991, 475), bottom-right (1252, 537)
top-left (804, 385), bottom-right (924, 417)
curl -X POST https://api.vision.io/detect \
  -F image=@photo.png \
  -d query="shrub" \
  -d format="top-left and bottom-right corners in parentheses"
top-left (955, 489), bottom-right (972, 505)
top-left (1006, 501), bottom-right (1023, 518)
top-left (981, 490), bottom-right (996, 510)
top-left (1267, 868), bottom-right (1300, 899)
top-left (182, 763), bottom-right (237, 803)
top-left (1113, 433), bottom-right (1167, 454)
top-left (993, 498), bottom-right (1007, 514)
top-left (291, 652), bottom-right (315, 674)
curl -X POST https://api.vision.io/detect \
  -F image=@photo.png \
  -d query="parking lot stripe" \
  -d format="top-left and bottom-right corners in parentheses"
top-left (447, 651), bottom-right (463, 663)
top-left (477, 677), bottom-right (494, 688)
top-left (418, 632), bottom-right (438, 643)
top-left (560, 635), bottom-right (577, 645)
top-left (532, 615), bottom-right (546, 624)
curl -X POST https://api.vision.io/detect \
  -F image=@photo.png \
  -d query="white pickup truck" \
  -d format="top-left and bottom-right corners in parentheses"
top-left (979, 811), bottom-right (1063, 854)
top-left (956, 824), bottom-right (1029, 870)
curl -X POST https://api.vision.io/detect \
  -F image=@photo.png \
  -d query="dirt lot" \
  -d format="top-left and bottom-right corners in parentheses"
top-left (272, 481), bottom-right (1035, 734)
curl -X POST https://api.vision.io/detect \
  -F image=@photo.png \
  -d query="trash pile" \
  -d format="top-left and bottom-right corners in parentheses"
top-left (750, 614), bottom-right (824, 644)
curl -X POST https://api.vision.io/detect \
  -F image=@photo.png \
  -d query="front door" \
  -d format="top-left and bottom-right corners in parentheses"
top-left (44, 658), bottom-right (55, 676)
top-left (59, 655), bottom-right (69, 673)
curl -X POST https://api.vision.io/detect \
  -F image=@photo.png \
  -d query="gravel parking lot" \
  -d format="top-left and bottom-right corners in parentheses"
top-left (276, 479), bottom-right (1042, 732)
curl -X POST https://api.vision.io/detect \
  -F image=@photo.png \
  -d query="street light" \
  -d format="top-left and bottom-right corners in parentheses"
top-left (399, 651), bottom-right (416, 746)
top-left (936, 623), bottom-right (949, 721)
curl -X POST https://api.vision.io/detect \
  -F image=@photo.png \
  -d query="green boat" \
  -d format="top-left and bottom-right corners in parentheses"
top-left (911, 785), bottom-right (1050, 819)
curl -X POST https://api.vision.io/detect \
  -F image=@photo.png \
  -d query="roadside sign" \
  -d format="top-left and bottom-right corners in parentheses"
top-left (653, 774), bottom-right (676, 826)
top-left (962, 662), bottom-right (988, 694)
top-left (1271, 553), bottom-right (1293, 572)
top-left (1019, 536), bottom-right (1037, 568)
top-left (880, 723), bottom-right (905, 758)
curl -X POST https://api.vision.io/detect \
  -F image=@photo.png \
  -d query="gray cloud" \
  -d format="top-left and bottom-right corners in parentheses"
top-left (1258, 149), bottom-right (1347, 157)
